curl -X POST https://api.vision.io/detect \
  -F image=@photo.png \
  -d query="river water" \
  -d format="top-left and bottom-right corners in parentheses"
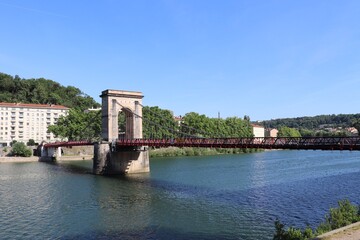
top-left (1, 150), bottom-right (360, 239)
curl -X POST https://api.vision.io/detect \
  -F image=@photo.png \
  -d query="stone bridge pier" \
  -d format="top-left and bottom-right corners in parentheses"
top-left (93, 90), bottom-right (149, 175)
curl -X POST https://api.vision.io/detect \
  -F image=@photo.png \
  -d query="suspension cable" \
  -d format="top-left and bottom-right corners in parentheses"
top-left (136, 102), bottom-right (214, 138)
top-left (115, 101), bottom-right (202, 139)
top-left (81, 109), bottom-right (102, 140)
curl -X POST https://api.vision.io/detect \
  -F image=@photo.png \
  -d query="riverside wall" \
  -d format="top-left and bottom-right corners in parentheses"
top-left (0, 146), bottom-right (94, 163)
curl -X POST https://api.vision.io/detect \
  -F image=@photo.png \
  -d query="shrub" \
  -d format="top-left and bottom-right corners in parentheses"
top-left (27, 139), bottom-right (36, 146)
top-left (274, 199), bottom-right (360, 239)
top-left (273, 220), bottom-right (314, 240)
top-left (10, 140), bottom-right (17, 147)
top-left (316, 199), bottom-right (360, 235)
top-left (10, 142), bottom-right (32, 157)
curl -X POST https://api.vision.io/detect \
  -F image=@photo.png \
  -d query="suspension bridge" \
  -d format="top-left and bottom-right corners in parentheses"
top-left (42, 89), bottom-right (360, 175)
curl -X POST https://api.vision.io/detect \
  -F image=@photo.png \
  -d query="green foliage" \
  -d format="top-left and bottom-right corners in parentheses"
top-left (11, 142), bottom-right (32, 157)
top-left (316, 199), bottom-right (360, 235)
top-left (181, 112), bottom-right (252, 138)
top-left (273, 219), bottom-right (315, 240)
top-left (274, 199), bottom-right (360, 239)
top-left (149, 147), bottom-right (216, 158)
top-left (143, 106), bottom-right (178, 139)
top-left (48, 109), bottom-right (101, 141)
top-left (10, 140), bottom-right (17, 147)
top-left (278, 126), bottom-right (301, 137)
top-left (0, 72), bottom-right (100, 111)
top-left (263, 114), bottom-right (360, 137)
top-left (149, 147), bottom-right (262, 158)
top-left (3, 147), bottom-right (8, 153)
top-left (27, 139), bottom-right (36, 146)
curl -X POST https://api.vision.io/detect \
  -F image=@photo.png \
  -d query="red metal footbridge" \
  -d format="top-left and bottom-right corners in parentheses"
top-left (44, 136), bottom-right (360, 151)
top-left (43, 99), bottom-right (360, 151)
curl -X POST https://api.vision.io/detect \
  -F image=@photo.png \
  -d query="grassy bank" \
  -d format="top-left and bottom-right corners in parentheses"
top-left (149, 147), bottom-right (262, 158)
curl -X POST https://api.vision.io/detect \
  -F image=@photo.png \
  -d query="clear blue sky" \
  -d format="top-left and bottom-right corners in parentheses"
top-left (1, 0), bottom-right (359, 121)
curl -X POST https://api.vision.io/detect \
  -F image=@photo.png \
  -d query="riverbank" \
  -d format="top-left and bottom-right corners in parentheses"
top-left (0, 156), bottom-right (40, 163)
top-left (315, 221), bottom-right (360, 240)
top-left (149, 146), bottom-right (262, 158)
top-left (0, 155), bottom-right (93, 163)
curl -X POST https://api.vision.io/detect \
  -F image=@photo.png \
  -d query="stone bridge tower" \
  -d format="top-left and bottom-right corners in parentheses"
top-left (100, 90), bottom-right (143, 141)
top-left (93, 89), bottom-right (149, 175)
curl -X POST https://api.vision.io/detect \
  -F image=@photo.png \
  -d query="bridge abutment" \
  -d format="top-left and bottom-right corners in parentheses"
top-left (93, 143), bottom-right (149, 175)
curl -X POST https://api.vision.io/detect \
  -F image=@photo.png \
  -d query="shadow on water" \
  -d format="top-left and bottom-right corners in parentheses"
top-left (42, 160), bottom-right (93, 175)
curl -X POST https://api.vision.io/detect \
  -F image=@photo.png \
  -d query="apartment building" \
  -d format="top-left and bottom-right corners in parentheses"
top-left (0, 102), bottom-right (69, 146)
top-left (251, 124), bottom-right (265, 138)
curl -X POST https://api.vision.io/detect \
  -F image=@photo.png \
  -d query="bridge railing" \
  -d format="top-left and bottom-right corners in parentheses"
top-left (116, 137), bottom-right (360, 150)
top-left (42, 137), bottom-right (360, 151)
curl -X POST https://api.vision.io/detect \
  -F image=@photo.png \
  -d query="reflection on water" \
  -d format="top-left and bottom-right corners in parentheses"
top-left (0, 150), bottom-right (360, 239)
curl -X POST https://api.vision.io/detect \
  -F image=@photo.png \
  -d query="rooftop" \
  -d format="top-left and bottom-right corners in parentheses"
top-left (0, 102), bottom-right (69, 110)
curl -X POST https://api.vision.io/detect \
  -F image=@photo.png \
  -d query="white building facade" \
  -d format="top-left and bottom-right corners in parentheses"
top-left (0, 102), bottom-right (69, 146)
top-left (252, 124), bottom-right (265, 138)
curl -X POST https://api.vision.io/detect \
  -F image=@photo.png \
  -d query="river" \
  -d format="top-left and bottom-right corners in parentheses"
top-left (1, 150), bottom-right (360, 239)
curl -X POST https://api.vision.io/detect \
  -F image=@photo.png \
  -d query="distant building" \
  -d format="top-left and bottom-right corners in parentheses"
top-left (346, 127), bottom-right (358, 135)
top-left (0, 102), bottom-right (69, 146)
top-left (265, 128), bottom-right (278, 137)
top-left (251, 124), bottom-right (265, 138)
top-left (174, 115), bottom-right (183, 127)
top-left (85, 107), bottom-right (101, 113)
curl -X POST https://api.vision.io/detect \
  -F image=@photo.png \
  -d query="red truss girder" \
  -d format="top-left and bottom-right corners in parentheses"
top-left (116, 137), bottom-right (360, 150)
top-left (44, 141), bottom-right (93, 148)
top-left (43, 137), bottom-right (360, 151)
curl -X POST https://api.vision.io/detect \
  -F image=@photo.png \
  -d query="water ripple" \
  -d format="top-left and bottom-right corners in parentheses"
top-left (1, 151), bottom-right (360, 239)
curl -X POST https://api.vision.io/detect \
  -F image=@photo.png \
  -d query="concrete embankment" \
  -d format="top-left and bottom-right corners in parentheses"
top-left (314, 221), bottom-right (360, 240)
top-left (0, 156), bottom-right (40, 163)
top-left (57, 155), bottom-right (93, 161)
top-left (0, 155), bottom-right (93, 163)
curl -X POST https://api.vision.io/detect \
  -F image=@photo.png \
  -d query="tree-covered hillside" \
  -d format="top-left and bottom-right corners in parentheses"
top-left (0, 72), bottom-right (100, 110)
top-left (262, 114), bottom-right (360, 130)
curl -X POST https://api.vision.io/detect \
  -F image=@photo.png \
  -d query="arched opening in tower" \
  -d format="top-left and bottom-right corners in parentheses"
top-left (118, 108), bottom-right (134, 139)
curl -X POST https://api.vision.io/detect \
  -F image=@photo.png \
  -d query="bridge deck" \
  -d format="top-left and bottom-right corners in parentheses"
top-left (44, 137), bottom-right (360, 151)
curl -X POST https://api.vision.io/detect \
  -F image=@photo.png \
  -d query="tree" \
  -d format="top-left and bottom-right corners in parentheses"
top-left (263, 113), bottom-right (360, 133)
top-left (48, 109), bottom-right (101, 141)
top-left (27, 139), bottom-right (36, 146)
top-left (142, 106), bottom-right (178, 139)
top-left (11, 142), bottom-right (32, 157)
top-left (180, 112), bottom-right (252, 138)
top-left (278, 126), bottom-right (301, 137)
top-left (0, 72), bottom-right (100, 111)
